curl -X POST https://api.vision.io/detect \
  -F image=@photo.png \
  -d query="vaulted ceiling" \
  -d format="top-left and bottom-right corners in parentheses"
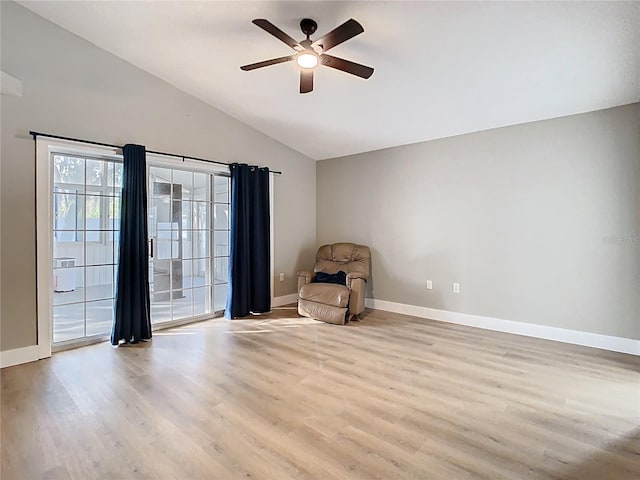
top-left (19, 1), bottom-right (640, 160)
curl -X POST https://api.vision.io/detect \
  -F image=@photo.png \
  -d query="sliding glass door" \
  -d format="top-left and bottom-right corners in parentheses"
top-left (148, 164), bottom-right (229, 325)
top-left (50, 152), bottom-right (229, 348)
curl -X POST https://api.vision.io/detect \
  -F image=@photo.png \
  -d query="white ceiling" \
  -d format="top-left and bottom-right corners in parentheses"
top-left (19, 1), bottom-right (640, 160)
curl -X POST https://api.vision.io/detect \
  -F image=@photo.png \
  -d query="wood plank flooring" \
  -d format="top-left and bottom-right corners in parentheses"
top-left (2, 306), bottom-right (639, 479)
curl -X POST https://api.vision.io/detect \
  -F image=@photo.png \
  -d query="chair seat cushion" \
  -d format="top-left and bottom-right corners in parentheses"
top-left (299, 283), bottom-right (349, 308)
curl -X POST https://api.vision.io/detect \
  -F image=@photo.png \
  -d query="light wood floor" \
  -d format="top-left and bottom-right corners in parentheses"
top-left (2, 307), bottom-right (639, 479)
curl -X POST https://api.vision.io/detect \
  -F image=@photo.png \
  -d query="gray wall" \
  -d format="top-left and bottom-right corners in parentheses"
top-left (317, 104), bottom-right (640, 340)
top-left (0, 2), bottom-right (316, 351)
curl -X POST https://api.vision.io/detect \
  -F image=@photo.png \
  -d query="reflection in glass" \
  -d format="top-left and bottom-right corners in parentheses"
top-left (86, 299), bottom-right (113, 337)
top-left (214, 203), bottom-right (229, 230)
top-left (149, 167), bottom-right (172, 195)
top-left (172, 170), bottom-right (193, 200)
top-left (193, 202), bottom-right (210, 230)
top-left (172, 288), bottom-right (193, 320)
top-left (193, 287), bottom-right (211, 316)
top-left (107, 162), bottom-right (123, 192)
top-left (107, 197), bottom-right (121, 230)
top-left (214, 230), bottom-right (229, 257)
top-left (181, 230), bottom-right (193, 260)
top-left (152, 261), bottom-right (170, 295)
top-left (193, 231), bottom-right (210, 260)
top-left (182, 260), bottom-right (193, 288)
top-left (85, 231), bottom-right (115, 266)
top-left (53, 232), bottom-right (85, 266)
top-left (214, 284), bottom-right (228, 312)
top-left (193, 172), bottom-right (210, 201)
top-left (181, 201), bottom-right (193, 230)
top-left (53, 267), bottom-right (84, 304)
top-left (53, 155), bottom-right (85, 185)
top-left (193, 258), bottom-right (211, 287)
top-left (85, 195), bottom-right (102, 231)
top-left (53, 303), bottom-right (85, 343)
top-left (86, 159), bottom-right (105, 187)
top-left (214, 176), bottom-right (229, 203)
top-left (85, 265), bottom-right (114, 301)
top-left (215, 257), bottom-right (229, 285)
top-left (151, 298), bottom-right (172, 324)
top-left (53, 193), bottom-right (81, 231)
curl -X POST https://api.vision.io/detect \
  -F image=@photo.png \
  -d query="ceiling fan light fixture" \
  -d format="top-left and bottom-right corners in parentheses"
top-left (297, 51), bottom-right (318, 69)
top-left (241, 18), bottom-right (374, 93)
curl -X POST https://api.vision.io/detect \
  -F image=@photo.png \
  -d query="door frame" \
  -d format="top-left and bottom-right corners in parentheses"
top-left (35, 137), bottom-right (122, 359)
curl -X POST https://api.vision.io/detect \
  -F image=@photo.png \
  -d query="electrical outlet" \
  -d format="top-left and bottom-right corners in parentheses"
top-left (426, 280), bottom-right (433, 290)
top-left (279, 273), bottom-right (285, 282)
top-left (453, 282), bottom-right (460, 293)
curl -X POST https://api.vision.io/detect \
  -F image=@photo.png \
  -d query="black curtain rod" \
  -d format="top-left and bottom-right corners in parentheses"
top-left (29, 131), bottom-right (283, 175)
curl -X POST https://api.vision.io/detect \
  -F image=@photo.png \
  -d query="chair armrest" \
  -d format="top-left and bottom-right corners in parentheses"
top-left (297, 271), bottom-right (314, 291)
top-left (346, 272), bottom-right (367, 290)
top-left (347, 277), bottom-right (367, 316)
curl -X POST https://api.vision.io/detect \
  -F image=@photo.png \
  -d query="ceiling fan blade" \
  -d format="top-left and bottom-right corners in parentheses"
top-left (312, 18), bottom-right (364, 52)
top-left (252, 19), bottom-right (303, 51)
top-left (300, 69), bottom-right (314, 94)
top-left (320, 54), bottom-right (374, 79)
top-left (240, 55), bottom-right (294, 71)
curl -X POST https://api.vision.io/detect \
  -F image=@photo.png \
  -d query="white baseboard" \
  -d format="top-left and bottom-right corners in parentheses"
top-left (5, 300), bottom-right (632, 368)
top-left (273, 293), bottom-right (298, 308)
top-left (1, 345), bottom-right (40, 368)
top-left (365, 298), bottom-right (640, 356)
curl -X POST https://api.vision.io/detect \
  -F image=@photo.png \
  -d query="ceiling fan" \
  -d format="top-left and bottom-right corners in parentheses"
top-left (240, 18), bottom-right (374, 94)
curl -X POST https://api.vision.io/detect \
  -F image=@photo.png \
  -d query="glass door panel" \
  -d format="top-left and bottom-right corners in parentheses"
top-left (148, 165), bottom-right (226, 324)
top-left (51, 154), bottom-right (121, 345)
top-left (213, 176), bottom-right (230, 312)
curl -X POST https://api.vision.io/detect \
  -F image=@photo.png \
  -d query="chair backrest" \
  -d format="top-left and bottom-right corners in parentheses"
top-left (314, 243), bottom-right (370, 280)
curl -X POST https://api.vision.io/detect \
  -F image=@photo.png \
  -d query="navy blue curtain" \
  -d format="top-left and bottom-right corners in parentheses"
top-left (112, 144), bottom-right (152, 345)
top-left (225, 163), bottom-right (271, 318)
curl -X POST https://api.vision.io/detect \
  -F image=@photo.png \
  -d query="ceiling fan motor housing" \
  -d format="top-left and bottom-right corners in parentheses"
top-left (300, 18), bottom-right (318, 37)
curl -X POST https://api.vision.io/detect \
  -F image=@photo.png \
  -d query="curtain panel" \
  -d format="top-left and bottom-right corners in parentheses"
top-left (112, 144), bottom-right (152, 345)
top-left (225, 163), bottom-right (271, 318)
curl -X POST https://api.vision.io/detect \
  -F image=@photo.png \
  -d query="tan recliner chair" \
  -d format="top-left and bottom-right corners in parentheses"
top-left (297, 243), bottom-right (371, 325)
